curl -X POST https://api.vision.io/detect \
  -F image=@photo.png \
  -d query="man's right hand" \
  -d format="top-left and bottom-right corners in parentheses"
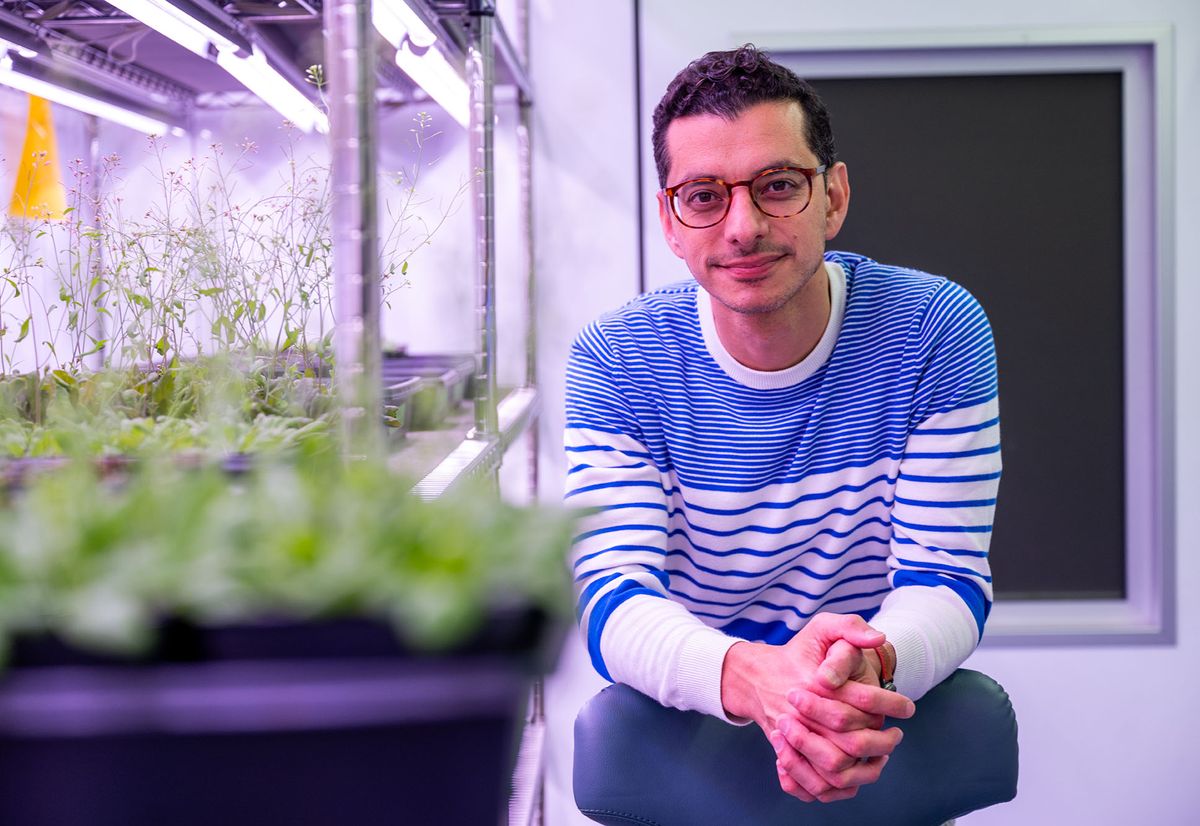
top-left (719, 613), bottom-right (915, 803)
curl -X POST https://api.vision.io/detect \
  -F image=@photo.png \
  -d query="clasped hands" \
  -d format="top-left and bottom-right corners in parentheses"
top-left (719, 613), bottom-right (916, 803)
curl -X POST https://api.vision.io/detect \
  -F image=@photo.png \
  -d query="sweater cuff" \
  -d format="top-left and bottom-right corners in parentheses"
top-left (676, 627), bottom-right (745, 724)
top-left (867, 614), bottom-right (931, 698)
top-left (870, 584), bottom-right (980, 700)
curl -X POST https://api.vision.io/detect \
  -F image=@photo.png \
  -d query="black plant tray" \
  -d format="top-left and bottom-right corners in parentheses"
top-left (0, 608), bottom-right (564, 826)
top-left (8, 603), bottom-right (560, 670)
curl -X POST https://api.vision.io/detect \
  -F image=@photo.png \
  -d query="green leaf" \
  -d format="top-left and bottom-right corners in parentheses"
top-left (79, 339), bottom-right (107, 358)
top-left (154, 335), bottom-right (169, 356)
top-left (51, 369), bottom-right (78, 389)
top-left (14, 318), bottom-right (30, 344)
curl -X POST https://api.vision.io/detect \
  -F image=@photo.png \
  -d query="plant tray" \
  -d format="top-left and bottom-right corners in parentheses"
top-left (381, 376), bottom-right (421, 440)
top-left (382, 354), bottom-right (477, 430)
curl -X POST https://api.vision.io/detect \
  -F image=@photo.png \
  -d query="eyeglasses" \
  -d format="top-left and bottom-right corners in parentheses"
top-left (663, 165), bottom-right (828, 229)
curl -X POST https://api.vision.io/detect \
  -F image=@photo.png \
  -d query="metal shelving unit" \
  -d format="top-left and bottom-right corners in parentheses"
top-left (326, 1), bottom-right (544, 822)
top-left (3, 0), bottom-right (545, 819)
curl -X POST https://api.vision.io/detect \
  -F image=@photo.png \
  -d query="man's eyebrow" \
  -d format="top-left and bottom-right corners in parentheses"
top-left (670, 160), bottom-right (812, 184)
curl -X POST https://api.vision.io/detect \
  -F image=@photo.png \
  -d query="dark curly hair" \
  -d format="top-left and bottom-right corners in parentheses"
top-left (651, 44), bottom-right (837, 188)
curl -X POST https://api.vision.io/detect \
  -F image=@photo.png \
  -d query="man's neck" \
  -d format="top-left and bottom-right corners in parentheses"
top-left (710, 265), bottom-right (832, 372)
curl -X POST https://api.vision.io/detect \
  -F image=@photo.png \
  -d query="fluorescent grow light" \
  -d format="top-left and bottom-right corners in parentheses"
top-left (216, 46), bottom-right (328, 133)
top-left (0, 54), bottom-right (169, 135)
top-left (109, 0), bottom-right (326, 133)
top-left (373, 0), bottom-right (469, 128)
top-left (104, 0), bottom-right (240, 58)
top-left (373, 0), bottom-right (437, 49)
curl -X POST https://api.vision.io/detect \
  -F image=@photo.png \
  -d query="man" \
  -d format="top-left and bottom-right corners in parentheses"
top-left (566, 45), bottom-right (1000, 806)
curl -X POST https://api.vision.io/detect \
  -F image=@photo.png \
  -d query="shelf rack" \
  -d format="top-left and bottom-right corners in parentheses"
top-left (325, 1), bottom-right (544, 823)
top-left (4, 0), bottom-right (545, 819)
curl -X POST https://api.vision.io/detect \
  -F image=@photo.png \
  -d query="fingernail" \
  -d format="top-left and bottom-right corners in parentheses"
top-left (786, 689), bottom-right (800, 705)
top-left (778, 717), bottom-right (792, 736)
top-left (820, 666), bottom-right (844, 687)
top-left (769, 731), bottom-right (784, 752)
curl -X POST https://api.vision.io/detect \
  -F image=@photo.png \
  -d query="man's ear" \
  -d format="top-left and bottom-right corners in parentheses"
top-left (657, 191), bottom-right (686, 259)
top-left (823, 161), bottom-right (850, 241)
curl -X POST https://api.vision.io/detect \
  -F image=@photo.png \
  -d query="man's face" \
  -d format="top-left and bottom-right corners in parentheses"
top-left (657, 100), bottom-right (849, 318)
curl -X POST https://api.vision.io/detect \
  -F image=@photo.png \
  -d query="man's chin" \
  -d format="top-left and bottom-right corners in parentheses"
top-left (709, 286), bottom-right (795, 317)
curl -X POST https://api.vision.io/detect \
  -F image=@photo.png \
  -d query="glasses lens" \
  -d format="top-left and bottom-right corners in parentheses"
top-left (751, 169), bottom-right (812, 218)
top-left (673, 179), bottom-right (728, 228)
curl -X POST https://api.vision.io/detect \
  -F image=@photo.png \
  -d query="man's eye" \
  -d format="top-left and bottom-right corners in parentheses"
top-left (755, 173), bottom-right (807, 200)
top-left (685, 188), bottom-right (724, 206)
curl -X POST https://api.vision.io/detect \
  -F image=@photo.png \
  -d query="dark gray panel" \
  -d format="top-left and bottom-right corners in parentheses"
top-left (811, 73), bottom-right (1125, 600)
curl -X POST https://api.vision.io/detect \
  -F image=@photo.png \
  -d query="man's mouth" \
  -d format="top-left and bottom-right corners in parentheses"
top-left (714, 253), bottom-right (786, 278)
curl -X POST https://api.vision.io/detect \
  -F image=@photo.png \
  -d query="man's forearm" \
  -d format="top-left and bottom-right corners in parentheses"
top-left (599, 594), bottom-right (742, 721)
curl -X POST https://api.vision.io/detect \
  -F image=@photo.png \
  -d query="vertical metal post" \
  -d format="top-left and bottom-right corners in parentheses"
top-left (467, 0), bottom-right (498, 440)
top-left (514, 12), bottom-right (545, 826)
top-left (516, 0), bottom-right (538, 500)
top-left (82, 114), bottom-right (105, 371)
top-left (327, 0), bottom-right (382, 457)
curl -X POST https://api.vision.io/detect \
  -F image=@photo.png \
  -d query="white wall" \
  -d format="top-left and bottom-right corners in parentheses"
top-left (527, 1), bottom-right (639, 822)
top-left (532, 1), bottom-right (1200, 824)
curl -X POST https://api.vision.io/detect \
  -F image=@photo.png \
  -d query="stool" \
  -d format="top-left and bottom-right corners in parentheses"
top-left (574, 668), bottom-right (1018, 826)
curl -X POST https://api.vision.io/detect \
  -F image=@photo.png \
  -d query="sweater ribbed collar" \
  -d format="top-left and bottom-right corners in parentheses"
top-left (696, 260), bottom-right (846, 390)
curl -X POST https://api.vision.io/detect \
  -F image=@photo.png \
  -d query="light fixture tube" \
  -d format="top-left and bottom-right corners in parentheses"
top-left (108, 0), bottom-right (324, 134)
top-left (0, 54), bottom-right (169, 135)
top-left (104, 0), bottom-right (240, 57)
top-left (393, 41), bottom-right (469, 128)
top-left (373, 0), bottom-right (437, 49)
top-left (216, 46), bottom-right (328, 134)
top-left (373, 0), bottom-right (468, 128)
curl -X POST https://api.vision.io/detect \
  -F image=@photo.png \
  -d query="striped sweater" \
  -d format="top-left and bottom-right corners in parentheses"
top-left (564, 251), bottom-right (1000, 718)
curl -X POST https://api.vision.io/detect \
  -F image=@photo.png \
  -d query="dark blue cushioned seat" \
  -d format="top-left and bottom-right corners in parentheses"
top-left (574, 668), bottom-right (1018, 826)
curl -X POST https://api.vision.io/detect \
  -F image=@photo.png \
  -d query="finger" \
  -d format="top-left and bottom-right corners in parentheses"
top-left (816, 639), bottom-right (866, 690)
top-left (771, 730), bottom-right (837, 801)
top-left (810, 754), bottom-right (890, 793)
top-left (778, 713), bottom-right (897, 765)
top-left (775, 760), bottom-right (816, 803)
top-left (818, 723), bottom-right (904, 760)
top-left (779, 716), bottom-right (858, 775)
top-left (807, 612), bottom-right (886, 650)
top-left (787, 687), bottom-right (884, 732)
top-left (782, 719), bottom-right (892, 789)
top-left (829, 680), bottom-right (917, 720)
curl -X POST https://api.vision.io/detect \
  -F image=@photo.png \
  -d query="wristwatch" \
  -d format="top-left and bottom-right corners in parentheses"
top-left (875, 643), bottom-right (896, 692)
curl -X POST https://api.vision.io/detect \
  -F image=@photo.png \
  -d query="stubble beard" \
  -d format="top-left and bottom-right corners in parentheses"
top-left (704, 244), bottom-right (824, 317)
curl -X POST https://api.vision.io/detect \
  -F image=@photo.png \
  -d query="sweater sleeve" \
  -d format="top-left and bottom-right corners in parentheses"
top-left (565, 327), bottom-right (741, 721)
top-left (870, 281), bottom-right (1001, 700)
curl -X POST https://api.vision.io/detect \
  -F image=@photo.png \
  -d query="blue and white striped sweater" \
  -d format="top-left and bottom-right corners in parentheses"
top-left (565, 251), bottom-right (1000, 714)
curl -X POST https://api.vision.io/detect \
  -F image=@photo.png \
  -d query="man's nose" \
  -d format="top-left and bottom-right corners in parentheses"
top-left (722, 184), bottom-right (768, 243)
